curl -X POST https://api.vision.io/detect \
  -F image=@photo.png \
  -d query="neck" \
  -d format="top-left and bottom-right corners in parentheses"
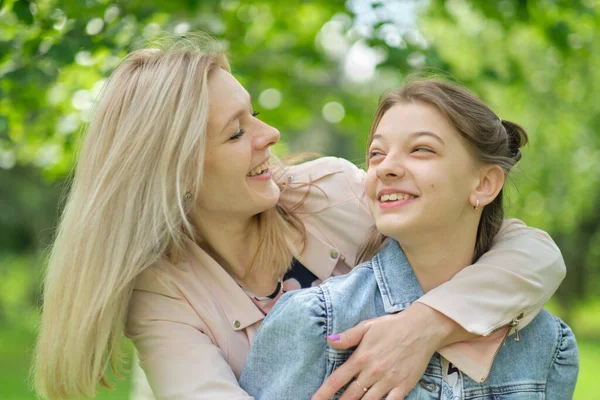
top-left (192, 210), bottom-right (257, 281)
top-left (393, 222), bottom-right (479, 294)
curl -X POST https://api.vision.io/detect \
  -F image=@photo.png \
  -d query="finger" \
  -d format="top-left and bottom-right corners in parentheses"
top-left (360, 380), bottom-right (391, 400)
top-left (313, 361), bottom-right (360, 400)
top-left (338, 378), bottom-right (370, 400)
top-left (327, 321), bottom-right (369, 350)
top-left (385, 384), bottom-right (412, 400)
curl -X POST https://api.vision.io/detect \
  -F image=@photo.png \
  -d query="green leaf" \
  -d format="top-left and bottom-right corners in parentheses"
top-left (12, 0), bottom-right (34, 25)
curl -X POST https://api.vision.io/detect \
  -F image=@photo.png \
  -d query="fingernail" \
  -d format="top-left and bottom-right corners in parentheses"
top-left (327, 334), bottom-right (340, 341)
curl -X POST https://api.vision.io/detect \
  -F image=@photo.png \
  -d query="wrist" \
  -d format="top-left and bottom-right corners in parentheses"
top-left (403, 302), bottom-right (474, 349)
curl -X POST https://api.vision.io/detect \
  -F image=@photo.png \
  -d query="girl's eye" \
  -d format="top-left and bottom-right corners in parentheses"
top-left (369, 151), bottom-right (383, 159)
top-left (229, 129), bottom-right (245, 141)
top-left (413, 147), bottom-right (434, 153)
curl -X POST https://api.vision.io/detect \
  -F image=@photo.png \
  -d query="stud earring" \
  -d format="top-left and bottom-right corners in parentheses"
top-left (184, 192), bottom-right (193, 202)
top-left (474, 198), bottom-right (480, 210)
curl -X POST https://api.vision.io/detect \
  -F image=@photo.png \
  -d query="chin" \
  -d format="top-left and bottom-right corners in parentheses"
top-left (254, 185), bottom-right (281, 214)
top-left (375, 215), bottom-right (416, 240)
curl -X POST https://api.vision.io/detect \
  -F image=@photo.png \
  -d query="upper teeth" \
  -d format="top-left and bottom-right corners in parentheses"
top-left (248, 160), bottom-right (270, 176)
top-left (380, 193), bottom-right (415, 202)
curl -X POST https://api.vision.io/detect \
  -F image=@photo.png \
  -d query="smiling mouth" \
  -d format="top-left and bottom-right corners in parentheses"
top-left (247, 160), bottom-right (270, 177)
top-left (379, 193), bottom-right (417, 202)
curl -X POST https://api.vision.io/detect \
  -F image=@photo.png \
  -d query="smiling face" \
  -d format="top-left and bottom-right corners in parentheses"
top-left (195, 68), bottom-right (281, 218)
top-left (365, 101), bottom-right (482, 242)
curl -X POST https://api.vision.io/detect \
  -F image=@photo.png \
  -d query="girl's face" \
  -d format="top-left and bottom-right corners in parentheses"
top-left (196, 69), bottom-right (281, 219)
top-left (365, 101), bottom-right (481, 242)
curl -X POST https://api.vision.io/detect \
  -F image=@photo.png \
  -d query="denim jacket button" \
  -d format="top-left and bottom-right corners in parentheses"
top-left (330, 250), bottom-right (339, 259)
top-left (418, 380), bottom-right (436, 392)
top-left (233, 320), bottom-right (241, 329)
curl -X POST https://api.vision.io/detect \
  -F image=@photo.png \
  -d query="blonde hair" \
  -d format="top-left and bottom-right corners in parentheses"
top-left (33, 34), bottom-right (304, 398)
top-left (357, 78), bottom-right (527, 264)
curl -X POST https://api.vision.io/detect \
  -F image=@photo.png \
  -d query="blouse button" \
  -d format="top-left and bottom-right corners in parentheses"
top-left (287, 175), bottom-right (294, 182)
top-left (330, 250), bottom-right (339, 259)
top-left (233, 320), bottom-right (241, 329)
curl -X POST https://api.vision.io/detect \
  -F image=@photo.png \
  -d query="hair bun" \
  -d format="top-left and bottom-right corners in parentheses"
top-left (501, 119), bottom-right (529, 161)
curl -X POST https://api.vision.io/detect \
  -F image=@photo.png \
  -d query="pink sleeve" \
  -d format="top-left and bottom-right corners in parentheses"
top-left (418, 219), bottom-right (565, 382)
top-left (417, 218), bottom-right (565, 336)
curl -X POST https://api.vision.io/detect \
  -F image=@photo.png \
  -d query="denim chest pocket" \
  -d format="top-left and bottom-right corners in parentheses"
top-left (462, 383), bottom-right (545, 399)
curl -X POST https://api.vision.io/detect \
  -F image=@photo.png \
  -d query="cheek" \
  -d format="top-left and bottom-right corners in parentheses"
top-left (424, 163), bottom-right (474, 205)
top-left (364, 170), bottom-right (380, 215)
top-left (365, 169), bottom-right (378, 197)
top-left (198, 152), bottom-right (237, 197)
top-left (206, 145), bottom-right (245, 178)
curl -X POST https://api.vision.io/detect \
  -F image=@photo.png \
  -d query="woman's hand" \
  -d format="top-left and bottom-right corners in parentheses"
top-left (312, 303), bottom-right (473, 400)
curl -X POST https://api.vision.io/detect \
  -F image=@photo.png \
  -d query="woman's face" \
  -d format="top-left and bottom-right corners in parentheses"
top-left (196, 69), bottom-right (281, 219)
top-left (365, 101), bottom-right (481, 242)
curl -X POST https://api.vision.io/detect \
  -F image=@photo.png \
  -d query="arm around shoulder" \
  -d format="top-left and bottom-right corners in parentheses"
top-left (417, 218), bottom-right (566, 336)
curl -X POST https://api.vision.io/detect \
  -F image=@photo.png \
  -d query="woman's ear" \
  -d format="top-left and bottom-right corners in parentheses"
top-left (470, 165), bottom-right (505, 208)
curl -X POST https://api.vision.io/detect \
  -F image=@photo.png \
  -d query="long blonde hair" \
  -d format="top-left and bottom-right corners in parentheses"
top-left (33, 34), bottom-right (304, 399)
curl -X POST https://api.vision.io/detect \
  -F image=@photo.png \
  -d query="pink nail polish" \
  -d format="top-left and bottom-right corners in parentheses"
top-left (327, 334), bottom-right (340, 341)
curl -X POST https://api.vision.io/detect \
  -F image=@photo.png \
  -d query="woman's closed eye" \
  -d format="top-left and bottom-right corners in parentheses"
top-left (229, 129), bottom-right (245, 141)
top-left (229, 111), bottom-right (261, 140)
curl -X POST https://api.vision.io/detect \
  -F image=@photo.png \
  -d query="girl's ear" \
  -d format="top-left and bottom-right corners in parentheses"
top-left (470, 165), bottom-right (505, 209)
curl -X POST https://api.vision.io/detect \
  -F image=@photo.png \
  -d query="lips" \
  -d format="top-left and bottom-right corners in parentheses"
top-left (248, 159), bottom-right (270, 177)
top-left (379, 193), bottom-right (416, 202)
top-left (376, 188), bottom-right (419, 202)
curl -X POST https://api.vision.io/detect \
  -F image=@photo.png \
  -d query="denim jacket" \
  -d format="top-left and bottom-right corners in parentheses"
top-left (240, 240), bottom-right (579, 399)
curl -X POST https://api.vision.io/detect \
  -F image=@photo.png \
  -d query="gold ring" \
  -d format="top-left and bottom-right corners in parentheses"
top-left (355, 379), bottom-right (368, 393)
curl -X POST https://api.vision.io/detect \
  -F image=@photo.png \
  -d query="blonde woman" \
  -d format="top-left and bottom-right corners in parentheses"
top-left (34, 35), bottom-right (566, 399)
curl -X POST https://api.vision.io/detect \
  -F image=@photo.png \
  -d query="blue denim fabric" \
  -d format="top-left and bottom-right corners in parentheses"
top-left (240, 240), bottom-right (579, 400)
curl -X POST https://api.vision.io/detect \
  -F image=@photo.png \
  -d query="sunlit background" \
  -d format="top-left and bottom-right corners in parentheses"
top-left (1, 0), bottom-right (599, 398)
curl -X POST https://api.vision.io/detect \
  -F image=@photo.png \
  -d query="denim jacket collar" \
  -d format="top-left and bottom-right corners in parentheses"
top-left (372, 239), bottom-right (424, 313)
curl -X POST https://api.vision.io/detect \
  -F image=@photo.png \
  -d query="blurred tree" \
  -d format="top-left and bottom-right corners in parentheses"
top-left (0, 0), bottom-right (598, 314)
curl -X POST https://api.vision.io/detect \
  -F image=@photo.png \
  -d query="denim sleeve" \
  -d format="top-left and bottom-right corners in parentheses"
top-left (545, 318), bottom-right (579, 399)
top-left (240, 288), bottom-right (329, 400)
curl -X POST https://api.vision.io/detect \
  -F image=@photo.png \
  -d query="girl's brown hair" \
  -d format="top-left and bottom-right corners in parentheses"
top-left (357, 78), bottom-right (528, 264)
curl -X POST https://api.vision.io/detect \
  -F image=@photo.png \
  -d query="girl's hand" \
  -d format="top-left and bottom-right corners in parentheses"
top-left (312, 303), bottom-right (472, 400)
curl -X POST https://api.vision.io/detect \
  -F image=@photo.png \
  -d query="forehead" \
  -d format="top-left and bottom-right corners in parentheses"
top-left (375, 101), bottom-right (455, 139)
top-left (207, 68), bottom-right (249, 134)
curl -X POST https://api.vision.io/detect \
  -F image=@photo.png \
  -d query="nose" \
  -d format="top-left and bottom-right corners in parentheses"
top-left (376, 154), bottom-right (406, 181)
top-left (254, 121), bottom-right (280, 150)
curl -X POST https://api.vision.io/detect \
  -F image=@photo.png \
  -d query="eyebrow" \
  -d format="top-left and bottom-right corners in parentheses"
top-left (410, 131), bottom-right (445, 145)
top-left (372, 131), bottom-right (445, 145)
top-left (220, 92), bottom-right (253, 134)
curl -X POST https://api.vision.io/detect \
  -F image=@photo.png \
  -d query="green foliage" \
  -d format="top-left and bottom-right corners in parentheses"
top-left (1, 0), bottom-right (599, 297)
top-left (575, 338), bottom-right (600, 400)
top-left (0, 254), bottom-right (42, 326)
top-left (1, 1), bottom-right (599, 397)
top-left (0, 325), bottom-right (134, 399)
top-left (1, 0), bottom-right (599, 304)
